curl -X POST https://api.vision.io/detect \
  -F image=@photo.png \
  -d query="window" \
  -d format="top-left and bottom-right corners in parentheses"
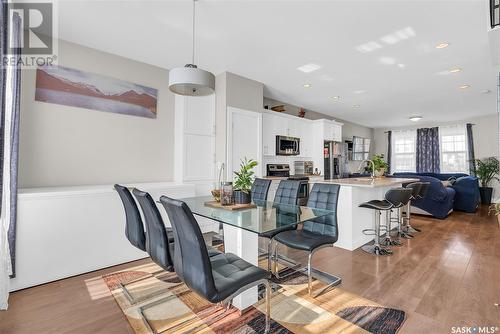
top-left (439, 124), bottom-right (468, 173)
top-left (391, 129), bottom-right (416, 173)
top-left (352, 136), bottom-right (371, 161)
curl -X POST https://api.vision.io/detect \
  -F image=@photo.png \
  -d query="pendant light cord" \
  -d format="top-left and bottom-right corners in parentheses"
top-left (192, 0), bottom-right (196, 65)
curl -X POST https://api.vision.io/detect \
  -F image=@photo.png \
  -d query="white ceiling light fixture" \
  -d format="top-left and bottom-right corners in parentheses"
top-left (352, 104), bottom-right (361, 109)
top-left (303, 83), bottom-right (312, 88)
top-left (297, 63), bottom-right (322, 73)
top-left (409, 116), bottom-right (423, 122)
top-left (356, 41), bottom-right (382, 53)
top-left (168, 0), bottom-right (215, 96)
top-left (449, 67), bottom-right (462, 73)
top-left (330, 96), bottom-right (341, 100)
top-left (459, 84), bottom-right (470, 89)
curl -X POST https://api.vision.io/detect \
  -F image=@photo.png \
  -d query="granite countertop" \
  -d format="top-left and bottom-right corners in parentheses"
top-left (311, 177), bottom-right (420, 188)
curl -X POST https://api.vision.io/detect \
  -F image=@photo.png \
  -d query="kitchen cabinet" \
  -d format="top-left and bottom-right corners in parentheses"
top-left (320, 119), bottom-right (343, 142)
top-left (262, 112), bottom-right (312, 156)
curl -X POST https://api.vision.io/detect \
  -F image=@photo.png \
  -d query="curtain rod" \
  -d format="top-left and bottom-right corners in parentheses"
top-left (383, 123), bottom-right (475, 133)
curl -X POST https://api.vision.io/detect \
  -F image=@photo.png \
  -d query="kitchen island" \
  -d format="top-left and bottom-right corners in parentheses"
top-left (311, 177), bottom-right (419, 250)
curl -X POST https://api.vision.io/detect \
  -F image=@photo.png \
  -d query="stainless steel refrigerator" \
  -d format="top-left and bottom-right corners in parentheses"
top-left (323, 141), bottom-right (343, 179)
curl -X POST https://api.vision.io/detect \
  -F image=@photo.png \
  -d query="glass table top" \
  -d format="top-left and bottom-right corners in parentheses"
top-left (179, 196), bottom-right (334, 235)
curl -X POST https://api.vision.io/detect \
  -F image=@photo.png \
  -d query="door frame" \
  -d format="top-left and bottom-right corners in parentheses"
top-left (226, 107), bottom-right (263, 180)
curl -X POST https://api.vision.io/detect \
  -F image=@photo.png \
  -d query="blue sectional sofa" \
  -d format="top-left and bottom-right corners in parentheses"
top-left (393, 172), bottom-right (480, 215)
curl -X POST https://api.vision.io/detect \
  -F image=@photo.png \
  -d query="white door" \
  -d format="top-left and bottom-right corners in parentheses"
top-left (227, 107), bottom-right (263, 179)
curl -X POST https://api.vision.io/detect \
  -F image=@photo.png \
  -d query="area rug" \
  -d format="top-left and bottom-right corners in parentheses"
top-left (102, 262), bottom-right (406, 334)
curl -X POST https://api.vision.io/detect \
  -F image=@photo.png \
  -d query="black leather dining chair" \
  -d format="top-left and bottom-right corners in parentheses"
top-left (251, 178), bottom-right (272, 201)
top-left (261, 180), bottom-right (301, 271)
top-left (132, 189), bottom-right (176, 272)
top-left (114, 185), bottom-right (175, 303)
top-left (114, 184), bottom-right (147, 252)
top-left (273, 183), bottom-right (341, 296)
top-left (160, 196), bottom-right (272, 333)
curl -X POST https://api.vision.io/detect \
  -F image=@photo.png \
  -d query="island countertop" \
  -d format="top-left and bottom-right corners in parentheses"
top-left (311, 177), bottom-right (419, 188)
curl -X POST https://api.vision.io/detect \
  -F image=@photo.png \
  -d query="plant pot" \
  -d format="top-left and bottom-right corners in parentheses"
top-left (234, 190), bottom-right (251, 204)
top-left (374, 168), bottom-right (386, 178)
top-left (479, 187), bottom-right (493, 205)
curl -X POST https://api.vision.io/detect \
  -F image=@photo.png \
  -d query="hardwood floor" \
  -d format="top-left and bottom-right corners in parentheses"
top-left (0, 206), bottom-right (499, 334)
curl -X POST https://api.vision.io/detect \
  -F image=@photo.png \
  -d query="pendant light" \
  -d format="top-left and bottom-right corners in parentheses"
top-left (169, 0), bottom-right (215, 96)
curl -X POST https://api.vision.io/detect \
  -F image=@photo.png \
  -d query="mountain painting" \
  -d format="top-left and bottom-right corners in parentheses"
top-left (35, 65), bottom-right (158, 118)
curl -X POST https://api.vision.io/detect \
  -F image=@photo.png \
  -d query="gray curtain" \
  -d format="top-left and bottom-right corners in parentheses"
top-left (416, 127), bottom-right (440, 173)
top-left (387, 131), bottom-right (392, 174)
top-left (0, 2), bottom-right (21, 278)
top-left (466, 123), bottom-right (475, 175)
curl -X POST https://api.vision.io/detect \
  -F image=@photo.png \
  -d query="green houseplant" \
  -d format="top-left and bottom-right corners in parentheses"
top-left (488, 203), bottom-right (500, 228)
top-left (473, 157), bottom-right (499, 205)
top-left (233, 158), bottom-right (258, 204)
top-left (365, 154), bottom-right (389, 177)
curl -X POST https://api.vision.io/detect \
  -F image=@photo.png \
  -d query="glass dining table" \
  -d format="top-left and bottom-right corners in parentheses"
top-left (177, 196), bottom-right (340, 310)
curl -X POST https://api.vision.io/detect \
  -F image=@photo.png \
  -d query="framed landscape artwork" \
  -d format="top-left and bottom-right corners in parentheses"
top-left (35, 65), bottom-right (158, 119)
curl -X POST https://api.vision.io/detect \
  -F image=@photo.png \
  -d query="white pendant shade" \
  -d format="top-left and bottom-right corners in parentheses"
top-left (169, 65), bottom-right (215, 96)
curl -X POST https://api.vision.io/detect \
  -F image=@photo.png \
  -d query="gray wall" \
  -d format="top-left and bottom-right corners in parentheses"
top-left (19, 40), bottom-right (175, 188)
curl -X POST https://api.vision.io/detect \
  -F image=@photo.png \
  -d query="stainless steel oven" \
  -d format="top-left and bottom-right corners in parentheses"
top-left (276, 135), bottom-right (300, 156)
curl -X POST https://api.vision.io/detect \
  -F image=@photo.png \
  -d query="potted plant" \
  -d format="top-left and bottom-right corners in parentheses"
top-left (488, 203), bottom-right (500, 228)
top-left (365, 154), bottom-right (389, 177)
top-left (473, 157), bottom-right (499, 205)
top-left (233, 158), bottom-right (258, 204)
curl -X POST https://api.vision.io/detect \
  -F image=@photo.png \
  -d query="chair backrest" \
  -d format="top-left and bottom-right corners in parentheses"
top-left (132, 188), bottom-right (174, 272)
top-left (274, 180), bottom-right (301, 205)
top-left (159, 196), bottom-right (217, 300)
top-left (303, 183), bottom-right (340, 239)
top-left (114, 184), bottom-right (146, 251)
top-left (385, 188), bottom-right (413, 207)
top-left (251, 178), bottom-right (272, 201)
top-left (418, 182), bottom-right (431, 199)
top-left (406, 182), bottom-right (423, 199)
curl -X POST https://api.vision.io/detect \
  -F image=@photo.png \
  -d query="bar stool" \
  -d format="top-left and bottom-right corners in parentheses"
top-left (401, 182), bottom-right (422, 234)
top-left (359, 188), bottom-right (412, 255)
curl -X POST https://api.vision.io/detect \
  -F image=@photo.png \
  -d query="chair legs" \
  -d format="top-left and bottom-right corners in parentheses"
top-left (395, 207), bottom-right (414, 239)
top-left (264, 280), bottom-right (271, 333)
top-left (267, 237), bottom-right (273, 272)
top-left (380, 210), bottom-right (403, 247)
top-left (402, 201), bottom-right (421, 233)
top-left (307, 251), bottom-right (313, 295)
top-left (362, 210), bottom-right (392, 256)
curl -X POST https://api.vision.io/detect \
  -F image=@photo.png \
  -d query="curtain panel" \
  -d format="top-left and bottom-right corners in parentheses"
top-left (466, 123), bottom-right (476, 175)
top-left (0, 1), bottom-right (22, 310)
top-left (387, 131), bottom-right (392, 174)
top-left (416, 127), bottom-right (440, 173)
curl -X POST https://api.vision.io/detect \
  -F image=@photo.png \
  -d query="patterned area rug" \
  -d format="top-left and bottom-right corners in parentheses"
top-left (102, 262), bottom-right (406, 334)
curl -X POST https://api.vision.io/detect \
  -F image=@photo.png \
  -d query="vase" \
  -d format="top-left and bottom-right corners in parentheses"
top-left (234, 190), bottom-right (251, 204)
top-left (374, 168), bottom-right (386, 178)
top-left (479, 187), bottom-right (493, 205)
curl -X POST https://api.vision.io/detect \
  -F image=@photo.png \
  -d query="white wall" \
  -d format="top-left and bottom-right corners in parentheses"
top-left (19, 40), bottom-right (175, 188)
top-left (373, 113), bottom-right (500, 200)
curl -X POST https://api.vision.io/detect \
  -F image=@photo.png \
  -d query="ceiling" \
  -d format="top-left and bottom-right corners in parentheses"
top-left (57, 0), bottom-right (499, 128)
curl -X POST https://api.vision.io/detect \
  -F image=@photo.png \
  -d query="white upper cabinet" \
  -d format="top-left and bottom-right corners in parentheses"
top-left (262, 111), bottom-right (314, 157)
top-left (319, 119), bottom-right (342, 142)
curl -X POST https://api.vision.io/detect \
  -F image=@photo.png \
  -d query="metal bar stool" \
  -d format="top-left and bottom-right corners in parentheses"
top-left (359, 188), bottom-right (413, 255)
top-left (402, 182), bottom-right (429, 234)
top-left (384, 186), bottom-right (415, 244)
top-left (401, 182), bottom-right (422, 235)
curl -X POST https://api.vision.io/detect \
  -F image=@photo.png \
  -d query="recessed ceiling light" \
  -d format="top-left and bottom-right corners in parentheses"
top-left (297, 63), bottom-right (322, 73)
top-left (398, 63), bottom-right (406, 68)
top-left (459, 84), bottom-right (470, 89)
top-left (409, 116), bottom-right (423, 122)
top-left (435, 42), bottom-right (449, 49)
top-left (330, 96), bottom-right (341, 100)
top-left (303, 83), bottom-right (312, 88)
top-left (352, 104), bottom-right (361, 109)
top-left (449, 68), bottom-right (462, 73)
top-left (356, 41), bottom-right (382, 53)
top-left (481, 89), bottom-right (491, 94)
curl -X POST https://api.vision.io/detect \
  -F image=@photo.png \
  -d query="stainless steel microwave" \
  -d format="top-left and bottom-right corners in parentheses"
top-left (276, 135), bottom-right (300, 156)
